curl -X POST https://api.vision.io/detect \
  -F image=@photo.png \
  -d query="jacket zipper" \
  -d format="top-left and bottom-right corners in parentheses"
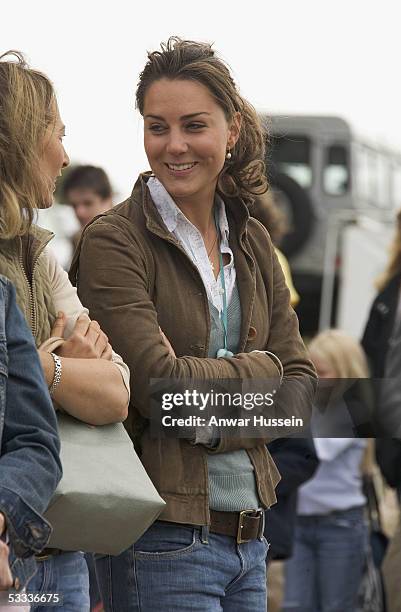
top-left (17, 228), bottom-right (55, 340)
top-left (18, 238), bottom-right (47, 340)
top-left (18, 247), bottom-right (37, 338)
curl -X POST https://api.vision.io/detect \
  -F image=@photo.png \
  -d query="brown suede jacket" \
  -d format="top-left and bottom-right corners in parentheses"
top-left (70, 173), bottom-right (317, 525)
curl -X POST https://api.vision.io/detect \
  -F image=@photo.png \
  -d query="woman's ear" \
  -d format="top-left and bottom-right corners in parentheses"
top-left (227, 112), bottom-right (242, 149)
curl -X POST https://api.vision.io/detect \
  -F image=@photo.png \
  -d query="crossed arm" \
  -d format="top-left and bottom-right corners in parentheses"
top-left (38, 249), bottom-right (129, 425)
top-left (39, 313), bottom-right (129, 425)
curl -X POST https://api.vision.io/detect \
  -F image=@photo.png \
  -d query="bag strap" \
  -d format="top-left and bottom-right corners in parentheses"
top-left (361, 440), bottom-right (384, 531)
top-left (364, 474), bottom-right (382, 531)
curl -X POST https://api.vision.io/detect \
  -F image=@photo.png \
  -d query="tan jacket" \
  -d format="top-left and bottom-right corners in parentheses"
top-left (70, 174), bottom-right (316, 525)
top-left (0, 226), bottom-right (57, 345)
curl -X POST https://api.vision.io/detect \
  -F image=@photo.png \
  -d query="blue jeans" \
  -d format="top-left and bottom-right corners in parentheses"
top-left (27, 551), bottom-right (90, 612)
top-left (85, 553), bottom-right (102, 608)
top-left (283, 506), bottom-right (367, 612)
top-left (95, 520), bottom-right (269, 611)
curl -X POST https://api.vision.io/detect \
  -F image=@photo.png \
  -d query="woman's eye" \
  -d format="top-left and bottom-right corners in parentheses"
top-left (148, 124), bottom-right (166, 133)
top-left (187, 123), bottom-right (205, 130)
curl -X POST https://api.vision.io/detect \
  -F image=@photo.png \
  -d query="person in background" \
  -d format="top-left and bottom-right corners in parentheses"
top-left (251, 191), bottom-right (299, 307)
top-left (283, 329), bottom-right (369, 612)
top-left (0, 277), bottom-right (61, 596)
top-left (362, 208), bottom-right (401, 437)
top-left (0, 51), bottom-right (129, 612)
top-left (362, 210), bottom-right (401, 611)
top-left (61, 165), bottom-right (114, 252)
top-left (71, 37), bottom-right (316, 611)
top-left (251, 187), bottom-right (313, 611)
top-left (265, 438), bottom-right (319, 612)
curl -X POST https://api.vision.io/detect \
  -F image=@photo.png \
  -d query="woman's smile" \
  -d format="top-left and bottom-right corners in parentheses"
top-left (165, 161), bottom-right (199, 176)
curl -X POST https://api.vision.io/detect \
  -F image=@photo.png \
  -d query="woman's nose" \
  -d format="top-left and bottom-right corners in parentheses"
top-left (63, 147), bottom-right (70, 168)
top-left (166, 129), bottom-right (188, 155)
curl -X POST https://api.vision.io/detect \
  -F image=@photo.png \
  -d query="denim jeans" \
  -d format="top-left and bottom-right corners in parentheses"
top-left (283, 506), bottom-right (367, 612)
top-left (26, 551), bottom-right (90, 612)
top-left (85, 553), bottom-right (102, 609)
top-left (95, 520), bottom-right (269, 611)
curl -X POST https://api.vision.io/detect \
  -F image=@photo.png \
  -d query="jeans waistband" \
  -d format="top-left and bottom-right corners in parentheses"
top-left (298, 505), bottom-right (365, 521)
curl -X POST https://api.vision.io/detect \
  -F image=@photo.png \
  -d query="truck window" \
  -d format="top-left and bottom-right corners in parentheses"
top-left (323, 144), bottom-right (350, 196)
top-left (270, 135), bottom-right (312, 188)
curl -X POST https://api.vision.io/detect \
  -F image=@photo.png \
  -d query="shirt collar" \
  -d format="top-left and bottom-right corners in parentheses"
top-left (147, 176), bottom-right (230, 239)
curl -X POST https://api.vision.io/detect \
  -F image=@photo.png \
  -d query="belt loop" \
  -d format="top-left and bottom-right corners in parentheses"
top-left (200, 525), bottom-right (209, 544)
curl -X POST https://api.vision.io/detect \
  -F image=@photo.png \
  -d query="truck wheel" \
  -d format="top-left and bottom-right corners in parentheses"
top-left (269, 172), bottom-right (315, 258)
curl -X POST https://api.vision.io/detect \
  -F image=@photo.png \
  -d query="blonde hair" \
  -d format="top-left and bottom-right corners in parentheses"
top-left (0, 50), bottom-right (56, 239)
top-left (309, 329), bottom-right (369, 379)
top-left (136, 37), bottom-right (267, 201)
top-left (376, 209), bottom-right (401, 292)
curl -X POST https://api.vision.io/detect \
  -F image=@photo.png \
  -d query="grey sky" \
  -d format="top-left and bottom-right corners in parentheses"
top-left (2, 0), bottom-right (399, 199)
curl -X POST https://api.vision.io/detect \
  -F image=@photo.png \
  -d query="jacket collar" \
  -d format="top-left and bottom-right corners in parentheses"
top-left (29, 224), bottom-right (54, 250)
top-left (0, 224), bottom-right (54, 264)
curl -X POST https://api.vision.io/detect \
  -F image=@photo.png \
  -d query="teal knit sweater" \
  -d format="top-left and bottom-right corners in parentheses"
top-left (207, 283), bottom-right (260, 511)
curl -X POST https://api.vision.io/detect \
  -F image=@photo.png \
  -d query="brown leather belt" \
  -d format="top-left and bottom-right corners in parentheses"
top-left (210, 509), bottom-right (264, 544)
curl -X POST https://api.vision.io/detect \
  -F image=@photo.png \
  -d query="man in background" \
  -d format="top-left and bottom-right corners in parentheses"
top-left (61, 165), bottom-right (113, 251)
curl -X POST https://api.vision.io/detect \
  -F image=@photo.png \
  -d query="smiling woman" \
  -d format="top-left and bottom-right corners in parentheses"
top-left (71, 37), bottom-right (316, 612)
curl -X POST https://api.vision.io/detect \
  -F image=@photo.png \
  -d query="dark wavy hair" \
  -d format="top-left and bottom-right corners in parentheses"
top-left (136, 37), bottom-right (267, 201)
top-left (61, 165), bottom-right (112, 201)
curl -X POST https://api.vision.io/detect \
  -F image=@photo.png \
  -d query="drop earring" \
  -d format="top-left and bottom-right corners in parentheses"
top-left (226, 149), bottom-right (232, 160)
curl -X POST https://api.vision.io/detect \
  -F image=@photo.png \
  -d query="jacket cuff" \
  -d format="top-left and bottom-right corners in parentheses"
top-left (251, 350), bottom-right (284, 383)
top-left (0, 487), bottom-right (52, 557)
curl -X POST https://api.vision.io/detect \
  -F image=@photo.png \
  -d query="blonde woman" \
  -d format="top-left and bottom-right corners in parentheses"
top-left (284, 330), bottom-right (369, 612)
top-left (0, 51), bottom-right (129, 611)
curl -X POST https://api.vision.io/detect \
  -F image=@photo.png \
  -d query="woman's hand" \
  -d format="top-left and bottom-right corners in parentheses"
top-left (0, 514), bottom-right (12, 591)
top-left (0, 514), bottom-right (5, 538)
top-left (37, 313), bottom-right (127, 424)
top-left (0, 541), bottom-right (12, 590)
top-left (159, 327), bottom-right (176, 357)
top-left (52, 312), bottom-right (112, 360)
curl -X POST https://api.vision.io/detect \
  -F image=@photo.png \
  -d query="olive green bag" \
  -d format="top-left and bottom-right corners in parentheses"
top-left (44, 413), bottom-right (165, 555)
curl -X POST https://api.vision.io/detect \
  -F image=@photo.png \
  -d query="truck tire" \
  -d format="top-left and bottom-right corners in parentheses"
top-left (269, 172), bottom-right (315, 258)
